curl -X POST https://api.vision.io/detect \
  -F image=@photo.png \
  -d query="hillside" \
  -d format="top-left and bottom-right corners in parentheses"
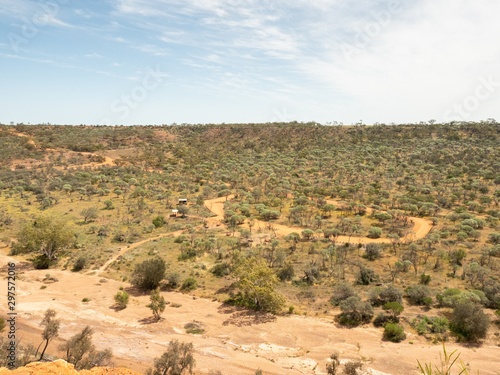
top-left (0, 122), bottom-right (499, 374)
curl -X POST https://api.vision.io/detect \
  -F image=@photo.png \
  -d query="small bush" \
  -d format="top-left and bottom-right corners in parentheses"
top-left (72, 256), bottom-right (87, 272)
top-left (184, 321), bottom-right (204, 334)
top-left (412, 316), bottom-right (449, 335)
top-left (330, 282), bottom-right (356, 306)
top-left (277, 262), bottom-right (295, 281)
top-left (406, 284), bottom-right (433, 306)
top-left (339, 297), bottom-right (373, 326)
top-left (131, 257), bottom-right (166, 290)
top-left (343, 360), bottom-right (362, 375)
top-left (379, 284), bottom-right (403, 304)
top-left (420, 274), bottom-right (431, 285)
top-left (363, 243), bottom-right (382, 261)
top-left (373, 312), bottom-right (390, 327)
top-left (114, 291), bottom-right (129, 309)
top-left (368, 226), bottom-right (382, 238)
top-left (181, 278), bottom-right (198, 291)
top-left (210, 263), bottom-right (231, 277)
top-left (384, 323), bottom-right (406, 342)
top-left (146, 340), bottom-right (195, 375)
top-left (174, 235), bottom-right (187, 243)
top-left (152, 216), bottom-right (165, 228)
top-left (31, 254), bottom-right (52, 269)
top-left (356, 266), bottom-right (377, 285)
top-left (178, 247), bottom-right (197, 261)
top-left (166, 272), bottom-right (181, 288)
top-left (326, 352), bottom-right (340, 375)
top-left (450, 301), bottom-right (490, 342)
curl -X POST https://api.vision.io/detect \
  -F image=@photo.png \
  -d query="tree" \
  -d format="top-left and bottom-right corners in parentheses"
top-left (131, 257), bottom-right (166, 290)
top-left (38, 309), bottom-right (60, 360)
top-left (301, 229), bottom-right (314, 240)
top-left (148, 288), bottom-right (166, 320)
top-left (60, 326), bottom-right (112, 370)
top-left (178, 205), bottom-right (189, 218)
top-left (114, 291), bottom-right (129, 309)
top-left (14, 216), bottom-right (74, 263)
top-left (232, 257), bottom-right (285, 313)
top-left (147, 340), bottom-right (195, 375)
top-left (450, 301), bottom-right (490, 342)
top-left (374, 212), bottom-right (392, 224)
top-left (322, 203), bottom-right (336, 217)
top-left (80, 207), bottom-right (99, 223)
top-left (284, 232), bottom-right (301, 251)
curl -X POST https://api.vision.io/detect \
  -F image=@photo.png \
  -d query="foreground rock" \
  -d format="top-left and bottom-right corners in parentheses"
top-left (0, 360), bottom-right (142, 375)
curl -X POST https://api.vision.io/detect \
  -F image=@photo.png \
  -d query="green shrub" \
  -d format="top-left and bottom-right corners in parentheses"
top-left (412, 316), bottom-right (449, 335)
top-left (339, 297), bottom-right (373, 326)
top-left (368, 284), bottom-right (403, 306)
top-left (420, 274), bottom-right (431, 285)
top-left (330, 282), bottom-right (356, 306)
top-left (174, 235), bottom-right (187, 243)
top-left (131, 257), bottom-right (166, 290)
top-left (166, 272), bottom-right (181, 288)
top-left (184, 321), bottom-right (204, 334)
top-left (383, 302), bottom-right (404, 321)
top-left (406, 284), bottom-right (433, 306)
top-left (384, 323), bottom-right (406, 342)
top-left (210, 263), bottom-right (231, 278)
top-left (181, 278), bottom-right (198, 291)
top-left (450, 301), bottom-right (490, 342)
top-left (178, 247), bottom-right (197, 261)
top-left (363, 243), bottom-right (382, 261)
top-left (368, 226), bottom-right (382, 238)
top-left (152, 216), bottom-right (165, 228)
top-left (72, 256), bottom-right (87, 272)
top-left (114, 291), bottom-right (129, 309)
top-left (277, 262), bottom-right (295, 281)
top-left (373, 312), bottom-right (390, 327)
top-left (356, 266), bottom-right (377, 285)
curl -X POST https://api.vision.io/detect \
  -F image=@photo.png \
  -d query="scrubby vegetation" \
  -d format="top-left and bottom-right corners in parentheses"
top-left (1, 121), bottom-right (500, 369)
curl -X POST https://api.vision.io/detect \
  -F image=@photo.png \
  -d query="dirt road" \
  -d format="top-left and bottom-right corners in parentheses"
top-left (204, 195), bottom-right (432, 244)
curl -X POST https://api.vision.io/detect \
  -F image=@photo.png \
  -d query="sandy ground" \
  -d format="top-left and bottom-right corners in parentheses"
top-left (1, 248), bottom-right (499, 375)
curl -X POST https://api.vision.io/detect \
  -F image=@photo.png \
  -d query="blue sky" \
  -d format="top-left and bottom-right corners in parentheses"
top-left (0, 0), bottom-right (499, 125)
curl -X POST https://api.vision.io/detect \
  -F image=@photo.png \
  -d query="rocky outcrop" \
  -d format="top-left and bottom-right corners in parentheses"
top-left (0, 360), bottom-right (142, 375)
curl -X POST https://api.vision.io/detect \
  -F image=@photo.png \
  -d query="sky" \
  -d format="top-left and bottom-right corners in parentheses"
top-left (0, 0), bottom-right (499, 125)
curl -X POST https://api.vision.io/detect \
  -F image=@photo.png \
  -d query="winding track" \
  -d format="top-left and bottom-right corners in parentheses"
top-left (204, 195), bottom-right (432, 244)
top-left (100, 193), bottom-right (433, 274)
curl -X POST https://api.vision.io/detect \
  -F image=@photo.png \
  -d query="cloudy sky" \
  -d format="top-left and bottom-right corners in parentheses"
top-left (0, 0), bottom-right (499, 125)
